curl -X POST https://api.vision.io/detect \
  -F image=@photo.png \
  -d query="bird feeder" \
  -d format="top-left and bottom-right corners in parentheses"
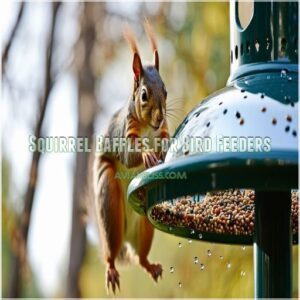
top-left (128, 1), bottom-right (298, 298)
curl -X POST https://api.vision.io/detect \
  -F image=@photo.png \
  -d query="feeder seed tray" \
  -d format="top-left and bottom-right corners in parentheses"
top-left (150, 189), bottom-right (298, 245)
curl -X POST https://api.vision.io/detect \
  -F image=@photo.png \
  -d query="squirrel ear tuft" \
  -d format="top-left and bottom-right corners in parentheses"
top-left (154, 49), bottom-right (159, 71)
top-left (133, 52), bottom-right (143, 82)
top-left (144, 20), bottom-right (159, 71)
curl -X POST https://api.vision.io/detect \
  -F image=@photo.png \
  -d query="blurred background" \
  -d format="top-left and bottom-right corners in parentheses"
top-left (1, 1), bottom-right (298, 298)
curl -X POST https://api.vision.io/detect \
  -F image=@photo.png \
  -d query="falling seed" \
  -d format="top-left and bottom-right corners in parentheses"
top-left (219, 102), bottom-right (223, 105)
top-left (286, 115), bottom-right (292, 122)
top-left (261, 93), bottom-right (265, 99)
top-left (223, 109), bottom-right (228, 115)
top-left (241, 246), bottom-right (246, 251)
top-left (267, 75), bottom-right (271, 79)
top-left (288, 76), bottom-right (292, 81)
top-left (272, 118), bottom-right (277, 125)
top-left (206, 122), bottom-right (210, 127)
top-left (236, 111), bottom-right (241, 118)
top-left (261, 107), bottom-right (267, 112)
top-left (227, 262), bottom-right (231, 269)
top-left (285, 126), bottom-right (290, 132)
top-left (191, 229), bottom-right (195, 235)
top-left (207, 250), bottom-right (212, 257)
top-left (200, 263), bottom-right (205, 270)
top-left (243, 95), bottom-right (247, 99)
top-left (245, 80), bottom-right (249, 85)
top-left (170, 266), bottom-right (174, 273)
top-left (292, 130), bottom-right (297, 137)
top-left (169, 226), bottom-right (173, 231)
top-left (239, 118), bottom-right (245, 125)
top-left (178, 242), bottom-right (182, 248)
top-left (198, 233), bottom-right (203, 239)
top-left (219, 256), bottom-right (224, 260)
top-left (178, 282), bottom-right (182, 288)
top-left (241, 89), bottom-right (245, 93)
top-left (240, 271), bottom-right (246, 277)
top-left (194, 257), bottom-right (199, 264)
top-left (188, 239), bottom-right (192, 244)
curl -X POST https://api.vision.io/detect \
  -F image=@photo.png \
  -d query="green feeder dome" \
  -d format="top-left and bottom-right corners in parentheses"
top-left (128, 1), bottom-right (298, 298)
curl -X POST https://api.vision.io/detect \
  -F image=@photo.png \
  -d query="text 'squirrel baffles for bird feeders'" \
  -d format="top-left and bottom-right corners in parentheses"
top-left (128, 1), bottom-right (298, 298)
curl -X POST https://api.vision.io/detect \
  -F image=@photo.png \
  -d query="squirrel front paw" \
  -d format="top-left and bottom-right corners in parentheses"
top-left (142, 150), bottom-right (159, 168)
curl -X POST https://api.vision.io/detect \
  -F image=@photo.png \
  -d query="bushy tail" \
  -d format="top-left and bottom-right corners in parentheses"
top-left (84, 140), bottom-right (99, 235)
top-left (117, 242), bottom-right (138, 265)
top-left (86, 143), bottom-right (137, 266)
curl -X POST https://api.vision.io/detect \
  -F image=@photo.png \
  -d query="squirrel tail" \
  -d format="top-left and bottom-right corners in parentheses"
top-left (116, 242), bottom-right (138, 265)
top-left (85, 140), bottom-right (97, 224)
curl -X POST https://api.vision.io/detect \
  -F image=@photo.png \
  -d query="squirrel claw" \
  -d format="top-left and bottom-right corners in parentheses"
top-left (106, 267), bottom-right (120, 294)
top-left (142, 151), bottom-right (159, 169)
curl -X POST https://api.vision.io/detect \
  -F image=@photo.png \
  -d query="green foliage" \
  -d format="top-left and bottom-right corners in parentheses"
top-left (156, 2), bottom-right (230, 132)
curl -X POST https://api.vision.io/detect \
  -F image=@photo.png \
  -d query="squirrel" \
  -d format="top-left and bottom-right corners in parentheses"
top-left (93, 21), bottom-right (170, 293)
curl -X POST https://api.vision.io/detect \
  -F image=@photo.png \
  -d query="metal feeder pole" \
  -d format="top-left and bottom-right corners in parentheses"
top-left (254, 191), bottom-right (292, 297)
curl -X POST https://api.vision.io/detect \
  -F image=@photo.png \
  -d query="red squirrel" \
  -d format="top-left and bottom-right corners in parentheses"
top-left (93, 22), bottom-right (169, 293)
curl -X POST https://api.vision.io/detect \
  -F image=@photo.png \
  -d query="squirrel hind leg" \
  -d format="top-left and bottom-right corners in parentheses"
top-left (137, 216), bottom-right (163, 282)
top-left (94, 158), bottom-right (125, 293)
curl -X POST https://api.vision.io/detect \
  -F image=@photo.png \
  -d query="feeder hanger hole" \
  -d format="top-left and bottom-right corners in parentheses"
top-left (255, 40), bottom-right (260, 52)
top-left (266, 37), bottom-right (271, 51)
top-left (281, 37), bottom-right (287, 53)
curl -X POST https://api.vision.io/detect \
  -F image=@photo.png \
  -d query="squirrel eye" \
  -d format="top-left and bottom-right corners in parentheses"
top-left (141, 89), bottom-right (148, 102)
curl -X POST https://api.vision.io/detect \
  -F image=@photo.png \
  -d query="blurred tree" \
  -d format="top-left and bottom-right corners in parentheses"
top-left (2, 2), bottom-right (25, 76)
top-left (6, 2), bottom-right (61, 297)
top-left (2, 158), bottom-right (42, 297)
top-left (66, 3), bottom-right (101, 297)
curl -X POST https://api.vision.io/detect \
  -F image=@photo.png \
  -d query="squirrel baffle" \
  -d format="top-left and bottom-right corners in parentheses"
top-left (128, 1), bottom-right (298, 298)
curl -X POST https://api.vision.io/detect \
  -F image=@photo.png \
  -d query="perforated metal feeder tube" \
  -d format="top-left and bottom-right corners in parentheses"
top-left (128, 1), bottom-right (298, 298)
